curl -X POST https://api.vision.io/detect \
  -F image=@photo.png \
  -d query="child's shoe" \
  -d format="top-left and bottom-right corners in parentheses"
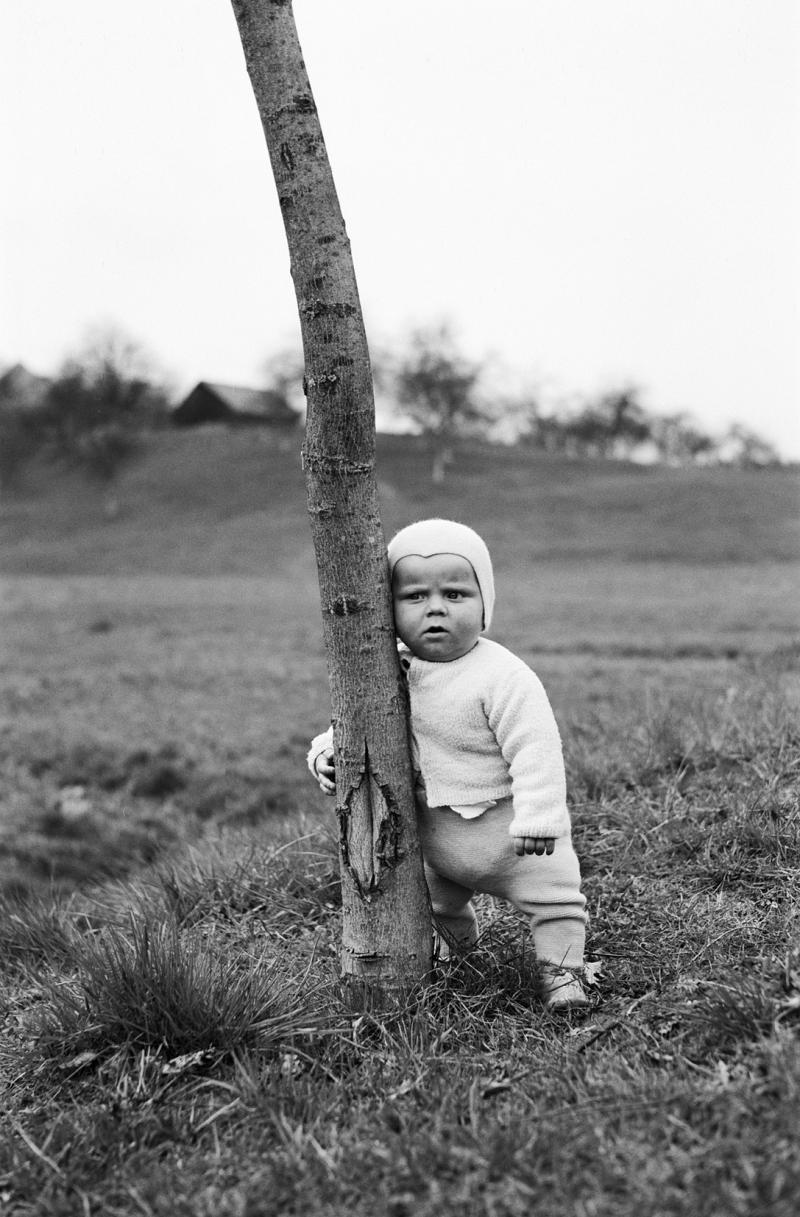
top-left (540, 965), bottom-right (589, 1010)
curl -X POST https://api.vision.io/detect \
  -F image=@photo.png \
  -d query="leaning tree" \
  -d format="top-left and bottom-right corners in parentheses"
top-left (229, 0), bottom-right (432, 1002)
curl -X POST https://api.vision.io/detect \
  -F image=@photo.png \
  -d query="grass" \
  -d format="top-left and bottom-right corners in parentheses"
top-left (0, 430), bottom-right (798, 1214)
top-left (32, 915), bottom-right (321, 1061)
top-left (1, 682), bottom-right (798, 1215)
top-left (3, 429), bottom-right (799, 577)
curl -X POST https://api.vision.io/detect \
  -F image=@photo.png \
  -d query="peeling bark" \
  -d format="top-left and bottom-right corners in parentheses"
top-left (230, 0), bottom-right (432, 997)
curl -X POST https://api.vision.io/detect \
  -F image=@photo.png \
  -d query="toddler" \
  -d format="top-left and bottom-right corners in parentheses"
top-left (307, 518), bottom-right (588, 1009)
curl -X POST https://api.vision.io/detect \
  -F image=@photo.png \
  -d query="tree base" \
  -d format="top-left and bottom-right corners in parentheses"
top-left (339, 955), bottom-right (435, 1015)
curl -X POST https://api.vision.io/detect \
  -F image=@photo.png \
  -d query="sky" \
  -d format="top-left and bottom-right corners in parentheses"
top-left (2, 0), bottom-right (798, 456)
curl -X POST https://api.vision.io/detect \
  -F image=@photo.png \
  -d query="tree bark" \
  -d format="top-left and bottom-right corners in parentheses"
top-left (229, 0), bottom-right (432, 999)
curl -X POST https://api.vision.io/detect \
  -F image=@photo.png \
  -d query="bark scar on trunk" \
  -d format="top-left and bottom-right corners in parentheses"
top-left (370, 767), bottom-right (403, 871)
top-left (301, 300), bottom-right (357, 321)
top-left (304, 371), bottom-right (339, 392)
top-left (337, 742), bottom-right (405, 899)
top-left (328, 595), bottom-right (369, 616)
top-left (300, 451), bottom-right (373, 476)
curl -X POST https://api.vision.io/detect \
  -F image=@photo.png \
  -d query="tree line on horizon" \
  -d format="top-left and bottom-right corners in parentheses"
top-left (375, 324), bottom-right (783, 482)
top-left (0, 323), bottom-right (784, 491)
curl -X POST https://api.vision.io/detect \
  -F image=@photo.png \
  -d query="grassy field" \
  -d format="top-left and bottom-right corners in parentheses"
top-left (1, 430), bottom-right (799, 1215)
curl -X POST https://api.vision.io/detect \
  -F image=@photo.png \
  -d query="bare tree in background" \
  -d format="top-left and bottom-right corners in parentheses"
top-left (44, 330), bottom-right (168, 465)
top-left (262, 345), bottom-right (306, 419)
top-left (651, 412), bottom-right (717, 465)
top-left (393, 324), bottom-right (490, 482)
top-left (229, 0), bottom-right (432, 1001)
top-left (0, 327), bottom-right (168, 507)
top-left (561, 387), bottom-right (651, 460)
top-left (719, 424), bottom-right (779, 468)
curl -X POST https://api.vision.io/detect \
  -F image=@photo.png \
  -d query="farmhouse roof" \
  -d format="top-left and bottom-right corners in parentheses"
top-left (203, 382), bottom-right (294, 418)
top-left (173, 380), bottom-right (298, 426)
top-left (0, 362), bottom-right (51, 409)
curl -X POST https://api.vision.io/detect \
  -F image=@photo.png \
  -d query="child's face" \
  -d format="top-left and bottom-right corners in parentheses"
top-left (392, 554), bottom-right (484, 662)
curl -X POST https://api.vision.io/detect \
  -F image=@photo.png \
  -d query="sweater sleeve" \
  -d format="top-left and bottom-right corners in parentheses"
top-left (484, 664), bottom-right (571, 839)
top-left (306, 727), bottom-right (334, 778)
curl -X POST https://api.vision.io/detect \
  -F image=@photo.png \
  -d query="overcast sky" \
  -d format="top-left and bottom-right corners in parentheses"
top-left (2, 0), bottom-right (798, 456)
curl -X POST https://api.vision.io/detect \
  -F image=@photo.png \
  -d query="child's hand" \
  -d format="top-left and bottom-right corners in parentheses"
top-left (313, 748), bottom-right (336, 795)
top-left (513, 836), bottom-right (555, 857)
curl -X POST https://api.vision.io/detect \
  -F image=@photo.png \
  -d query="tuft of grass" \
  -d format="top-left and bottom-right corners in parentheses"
top-left (682, 971), bottom-right (800, 1057)
top-left (31, 913), bottom-right (324, 1063)
top-left (0, 893), bottom-right (81, 972)
top-left (150, 831), bottom-right (342, 934)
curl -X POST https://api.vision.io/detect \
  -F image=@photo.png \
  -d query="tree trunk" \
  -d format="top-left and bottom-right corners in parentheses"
top-left (229, 0), bottom-right (432, 1000)
top-left (431, 443), bottom-right (453, 484)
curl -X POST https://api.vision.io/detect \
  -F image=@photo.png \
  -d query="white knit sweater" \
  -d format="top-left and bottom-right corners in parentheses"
top-left (307, 638), bottom-right (572, 840)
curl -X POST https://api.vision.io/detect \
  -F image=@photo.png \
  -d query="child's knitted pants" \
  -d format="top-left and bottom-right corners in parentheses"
top-left (417, 796), bottom-right (587, 967)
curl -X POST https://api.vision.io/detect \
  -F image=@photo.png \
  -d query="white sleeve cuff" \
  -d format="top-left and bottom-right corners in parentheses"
top-left (508, 809), bottom-right (571, 839)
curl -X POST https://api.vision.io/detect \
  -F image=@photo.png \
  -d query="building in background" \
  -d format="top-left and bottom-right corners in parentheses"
top-left (0, 363), bottom-right (51, 411)
top-left (173, 381), bottom-right (299, 429)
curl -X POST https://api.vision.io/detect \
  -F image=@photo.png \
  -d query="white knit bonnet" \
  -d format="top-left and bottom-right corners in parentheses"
top-left (387, 518), bottom-right (495, 630)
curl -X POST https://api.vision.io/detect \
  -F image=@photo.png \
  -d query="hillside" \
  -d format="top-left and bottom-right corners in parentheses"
top-left (2, 428), bottom-right (799, 577)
